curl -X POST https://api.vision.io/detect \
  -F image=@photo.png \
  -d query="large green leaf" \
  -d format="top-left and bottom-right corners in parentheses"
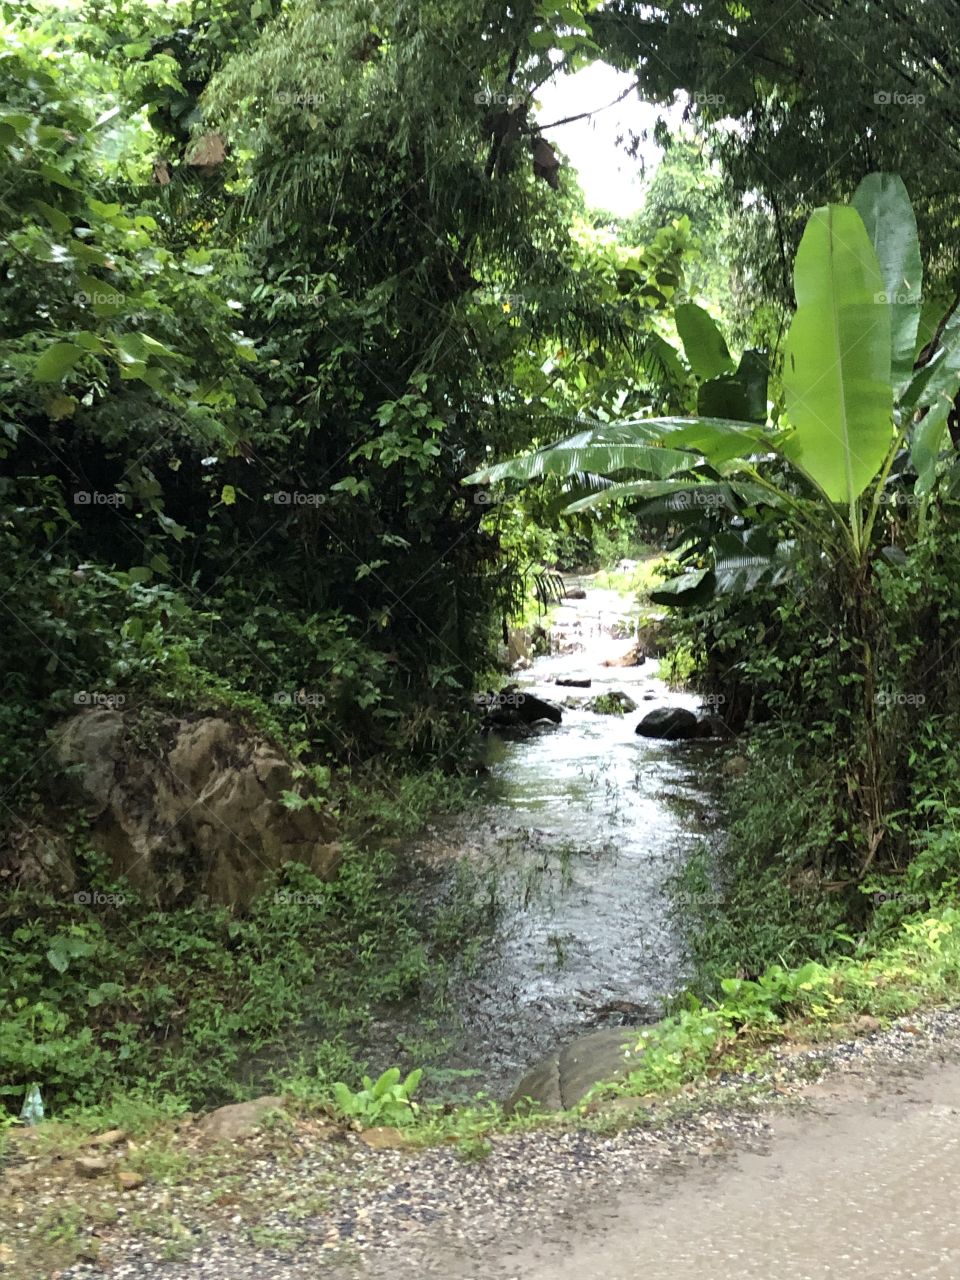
top-left (852, 173), bottom-right (922, 397)
top-left (697, 350), bottom-right (769, 424)
top-left (782, 204), bottom-right (894, 505)
top-left (714, 546), bottom-right (798, 593)
top-left (543, 472), bottom-right (617, 517)
top-left (564, 477), bottom-right (772, 514)
top-left (913, 291), bottom-right (958, 362)
top-left (465, 414), bottom-right (782, 494)
top-left (639, 333), bottom-right (688, 390)
top-left (910, 396), bottom-right (952, 494)
top-left (33, 341), bottom-right (84, 382)
top-left (465, 422), bottom-right (699, 486)
top-left (634, 416), bottom-right (777, 464)
top-left (649, 566), bottom-right (716, 607)
top-left (675, 303), bottom-right (735, 380)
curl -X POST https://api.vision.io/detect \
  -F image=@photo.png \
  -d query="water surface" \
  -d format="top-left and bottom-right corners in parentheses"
top-left (392, 583), bottom-right (721, 1096)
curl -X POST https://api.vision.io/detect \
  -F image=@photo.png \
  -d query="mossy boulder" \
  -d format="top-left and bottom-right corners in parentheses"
top-left (52, 710), bottom-right (339, 908)
top-left (506, 1028), bottom-right (643, 1113)
top-left (586, 690), bottom-right (638, 716)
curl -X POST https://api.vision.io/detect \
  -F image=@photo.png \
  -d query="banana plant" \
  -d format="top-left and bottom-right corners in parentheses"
top-left (467, 173), bottom-right (960, 588)
top-left (467, 172), bottom-right (960, 872)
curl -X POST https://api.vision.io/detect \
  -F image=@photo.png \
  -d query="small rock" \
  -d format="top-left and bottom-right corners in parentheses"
top-left (197, 1095), bottom-right (285, 1143)
top-left (74, 1156), bottom-right (111, 1179)
top-left (591, 1095), bottom-right (654, 1119)
top-left (115, 1170), bottom-right (145, 1191)
top-left (556, 677), bottom-right (592, 688)
top-left (305, 1122), bottom-right (340, 1143)
top-left (852, 1015), bottom-right (881, 1034)
top-left (83, 1128), bottom-right (127, 1148)
top-left (358, 1127), bottom-right (416, 1150)
top-left (722, 755), bottom-right (750, 778)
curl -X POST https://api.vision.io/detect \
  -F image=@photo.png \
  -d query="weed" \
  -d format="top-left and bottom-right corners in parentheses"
top-left (247, 1225), bottom-right (309, 1255)
top-left (331, 1067), bottom-right (422, 1127)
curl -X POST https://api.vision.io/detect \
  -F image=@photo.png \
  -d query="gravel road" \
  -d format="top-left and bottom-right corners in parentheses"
top-left (500, 1057), bottom-right (960, 1280)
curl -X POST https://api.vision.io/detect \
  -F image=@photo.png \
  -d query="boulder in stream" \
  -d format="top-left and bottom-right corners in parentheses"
top-left (602, 645), bottom-right (646, 668)
top-left (586, 691), bottom-right (638, 716)
top-left (506, 1028), bottom-right (643, 1113)
top-left (481, 686), bottom-right (562, 728)
top-left (556, 677), bottom-right (592, 688)
top-left (635, 707), bottom-right (723, 740)
top-left (635, 706), bottom-right (700, 740)
top-left (515, 692), bottom-right (562, 725)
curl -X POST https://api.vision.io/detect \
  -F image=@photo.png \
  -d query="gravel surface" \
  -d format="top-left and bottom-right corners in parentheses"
top-left (7, 1007), bottom-right (960, 1280)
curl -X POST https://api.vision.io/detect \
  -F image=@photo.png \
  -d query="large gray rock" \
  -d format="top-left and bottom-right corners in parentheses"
top-left (197, 1095), bottom-right (285, 1143)
top-left (482, 687), bottom-right (562, 728)
top-left (506, 1029), bottom-right (644, 1113)
top-left (53, 711), bottom-right (339, 907)
top-left (635, 706), bottom-right (700, 740)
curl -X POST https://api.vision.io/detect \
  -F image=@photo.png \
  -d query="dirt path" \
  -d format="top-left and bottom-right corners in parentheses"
top-left (484, 1059), bottom-right (960, 1280)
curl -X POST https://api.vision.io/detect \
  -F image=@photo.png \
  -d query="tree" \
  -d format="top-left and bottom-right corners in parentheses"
top-left (591, 1), bottom-right (960, 306)
top-left (0, 0), bottom-right (701, 774)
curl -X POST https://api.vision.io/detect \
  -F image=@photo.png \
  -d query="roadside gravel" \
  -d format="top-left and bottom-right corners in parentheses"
top-left (5, 1007), bottom-right (958, 1280)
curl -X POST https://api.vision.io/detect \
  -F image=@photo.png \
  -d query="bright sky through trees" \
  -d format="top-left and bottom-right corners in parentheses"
top-left (535, 61), bottom-right (678, 214)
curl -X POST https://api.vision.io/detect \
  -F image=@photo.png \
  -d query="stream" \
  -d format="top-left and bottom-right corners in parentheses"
top-left (369, 578), bottom-right (723, 1100)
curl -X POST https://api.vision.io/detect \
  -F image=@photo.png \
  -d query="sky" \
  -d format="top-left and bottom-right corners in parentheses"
top-left (535, 62), bottom-right (681, 215)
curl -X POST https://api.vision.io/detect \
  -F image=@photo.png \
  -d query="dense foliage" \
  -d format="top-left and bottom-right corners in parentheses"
top-left (7, 0), bottom-right (960, 1123)
top-left (595, 0), bottom-right (960, 306)
top-left (1, 0), bottom-right (697, 789)
top-left (0, 0), bottom-right (696, 1112)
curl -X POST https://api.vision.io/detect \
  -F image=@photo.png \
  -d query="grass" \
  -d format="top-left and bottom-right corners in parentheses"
top-left (585, 906), bottom-right (960, 1106)
top-left (13, 899), bottom-right (960, 1144)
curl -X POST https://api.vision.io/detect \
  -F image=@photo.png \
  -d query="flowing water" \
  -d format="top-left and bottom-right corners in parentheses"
top-left (368, 580), bottom-right (723, 1099)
